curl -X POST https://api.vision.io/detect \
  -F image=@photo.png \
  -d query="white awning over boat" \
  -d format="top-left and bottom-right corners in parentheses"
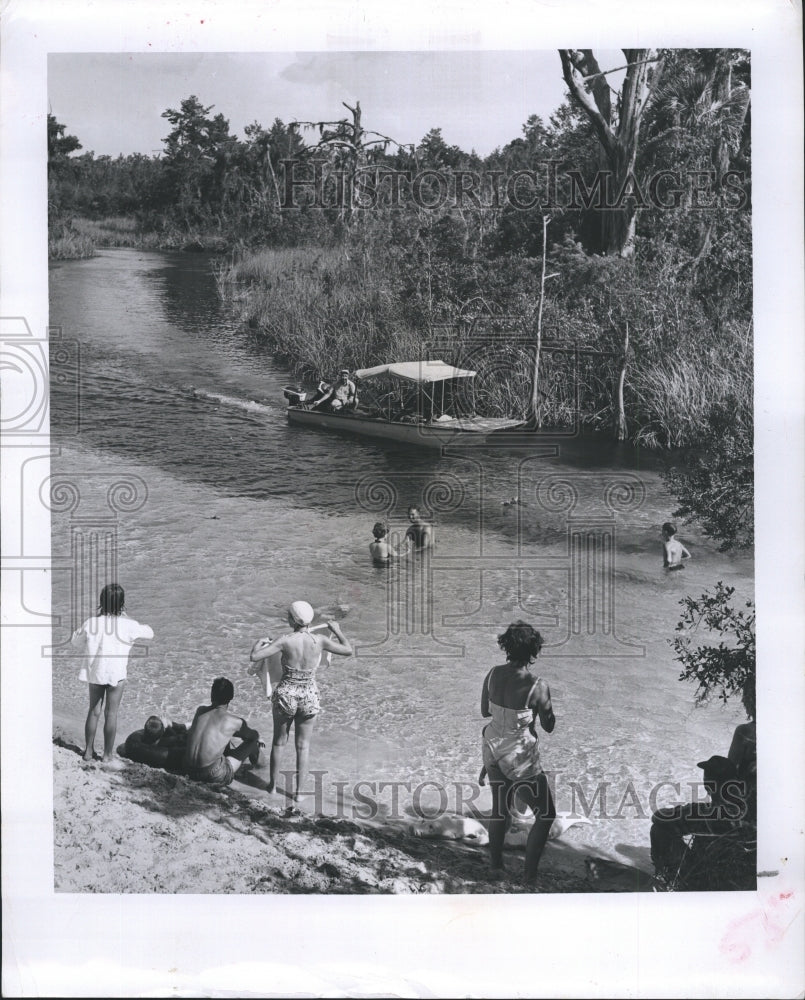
top-left (354, 360), bottom-right (477, 383)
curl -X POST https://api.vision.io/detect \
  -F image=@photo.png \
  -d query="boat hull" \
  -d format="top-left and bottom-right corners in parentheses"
top-left (286, 406), bottom-right (525, 448)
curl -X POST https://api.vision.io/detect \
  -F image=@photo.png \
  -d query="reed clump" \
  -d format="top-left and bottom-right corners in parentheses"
top-left (70, 216), bottom-right (230, 252)
top-left (627, 337), bottom-right (753, 449)
top-left (217, 244), bottom-right (753, 449)
top-left (218, 247), bottom-right (424, 383)
top-left (48, 223), bottom-right (96, 260)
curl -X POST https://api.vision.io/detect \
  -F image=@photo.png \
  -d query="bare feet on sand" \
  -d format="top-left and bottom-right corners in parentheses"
top-left (524, 873), bottom-right (546, 891)
top-left (293, 790), bottom-right (316, 804)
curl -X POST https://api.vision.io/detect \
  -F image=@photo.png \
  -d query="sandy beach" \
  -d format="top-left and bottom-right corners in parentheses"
top-left (53, 718), bottom-right (653, 895)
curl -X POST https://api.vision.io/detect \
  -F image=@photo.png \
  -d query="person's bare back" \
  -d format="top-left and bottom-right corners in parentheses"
top-left (661, 522), bottom-right (691, 569)
top-left (183, 677), bottom-right (261, 784)
top-left (184, 705), bottom-right (247, 769)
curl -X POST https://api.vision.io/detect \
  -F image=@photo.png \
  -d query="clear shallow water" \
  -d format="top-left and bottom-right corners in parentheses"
top-left (49, 249), bottom-right (752, 863)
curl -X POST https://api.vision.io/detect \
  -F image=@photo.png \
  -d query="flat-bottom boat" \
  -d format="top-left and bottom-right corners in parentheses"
top-left (284, 360), bottom-right (527, 449)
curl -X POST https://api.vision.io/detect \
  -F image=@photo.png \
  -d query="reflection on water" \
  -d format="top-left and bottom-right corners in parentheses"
top-left (49, 249), bottom-right (753, 862)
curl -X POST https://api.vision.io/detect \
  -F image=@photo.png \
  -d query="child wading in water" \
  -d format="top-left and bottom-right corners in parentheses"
top-left (72, 583), bottom-right (154, 764)
top-left (662, 522), bottom-right (692, 570)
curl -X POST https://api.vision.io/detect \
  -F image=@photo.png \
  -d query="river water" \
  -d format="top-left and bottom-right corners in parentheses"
top-left (49, 248), bottom-right (752, 866)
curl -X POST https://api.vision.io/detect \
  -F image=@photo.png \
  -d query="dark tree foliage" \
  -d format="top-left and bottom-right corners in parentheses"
top-left (47, 114), bottom-right (82, 172)
top-left (47, 114), bottom-right (88, 253)
top-left (671, 581), bottom-right (755, 719)
top-left (663, 394), bottom-right (754, 551)
top-left (664, 390), bottom-right (754, 724)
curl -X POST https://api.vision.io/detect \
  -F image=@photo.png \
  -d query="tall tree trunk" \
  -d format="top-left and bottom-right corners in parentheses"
top-left (559, 49), bottom-right (661, 258)
top-left (342, 100), bottom-right (364, 226)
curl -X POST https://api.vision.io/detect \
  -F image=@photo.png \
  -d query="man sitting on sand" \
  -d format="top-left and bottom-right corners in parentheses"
top-left (650, 755), bottom-right (746, 884)
top-left (184, 678), bottom-right (264, 787)
top-left (662, 522), bottom-right (691, 570)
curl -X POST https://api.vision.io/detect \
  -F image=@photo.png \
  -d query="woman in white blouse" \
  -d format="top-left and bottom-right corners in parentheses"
top-left (72, 584), bottom-right (153, 763)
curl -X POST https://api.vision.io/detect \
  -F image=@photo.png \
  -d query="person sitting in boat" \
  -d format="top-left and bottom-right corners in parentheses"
top-left (313, 369), bottom-right (358, 412)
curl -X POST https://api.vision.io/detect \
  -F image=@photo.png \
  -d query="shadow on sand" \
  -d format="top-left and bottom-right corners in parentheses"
top-left (54, 734), bottom-right (652, 892)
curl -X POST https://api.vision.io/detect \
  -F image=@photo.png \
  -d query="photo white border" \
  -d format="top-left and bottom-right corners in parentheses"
top-left (2, 0), bottom-right (803, 996)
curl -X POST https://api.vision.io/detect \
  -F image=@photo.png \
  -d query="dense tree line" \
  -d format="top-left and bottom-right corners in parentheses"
top-left (49, 49), bottom-right (750, 256)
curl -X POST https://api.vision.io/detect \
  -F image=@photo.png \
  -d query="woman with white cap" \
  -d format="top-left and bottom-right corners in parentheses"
top-left (250, 601), bottom-right (352, 800)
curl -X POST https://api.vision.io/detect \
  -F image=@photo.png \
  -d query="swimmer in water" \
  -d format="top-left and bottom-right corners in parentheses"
top-left (662, 522), bottom-right (691, 570)
top-left (404, 505), bottom-right (434, 552)
top-left (369, 522), bottom-right (408, 566)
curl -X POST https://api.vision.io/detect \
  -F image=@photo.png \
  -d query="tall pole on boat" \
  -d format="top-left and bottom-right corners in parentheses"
top-left (614, 321), bottom-right (629, 441)
top-left (528, 214), bottom-right (550, 428)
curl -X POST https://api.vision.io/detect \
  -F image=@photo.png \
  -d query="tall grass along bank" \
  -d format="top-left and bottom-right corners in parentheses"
top-left (217, 244), bottom-right (753, 450)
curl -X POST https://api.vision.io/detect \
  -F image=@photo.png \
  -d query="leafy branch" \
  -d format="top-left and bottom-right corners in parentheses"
top-left (663, 393), bottom-right (754, 551)
top-left (671, 581), bottom-right (755, 718)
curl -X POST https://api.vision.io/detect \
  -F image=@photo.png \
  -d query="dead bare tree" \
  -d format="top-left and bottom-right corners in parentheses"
top-left (292, 101), bottom-right (413, 225)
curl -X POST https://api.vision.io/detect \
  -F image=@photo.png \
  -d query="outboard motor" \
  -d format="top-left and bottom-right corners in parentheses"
top-left (284, 381), bottom-right (331, 408)
top-left (283, 386), bottom-right (306, 406)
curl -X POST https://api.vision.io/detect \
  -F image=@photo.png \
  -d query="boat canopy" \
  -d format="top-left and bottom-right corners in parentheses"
top-left (354, 360), bottom-right (477, 383)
